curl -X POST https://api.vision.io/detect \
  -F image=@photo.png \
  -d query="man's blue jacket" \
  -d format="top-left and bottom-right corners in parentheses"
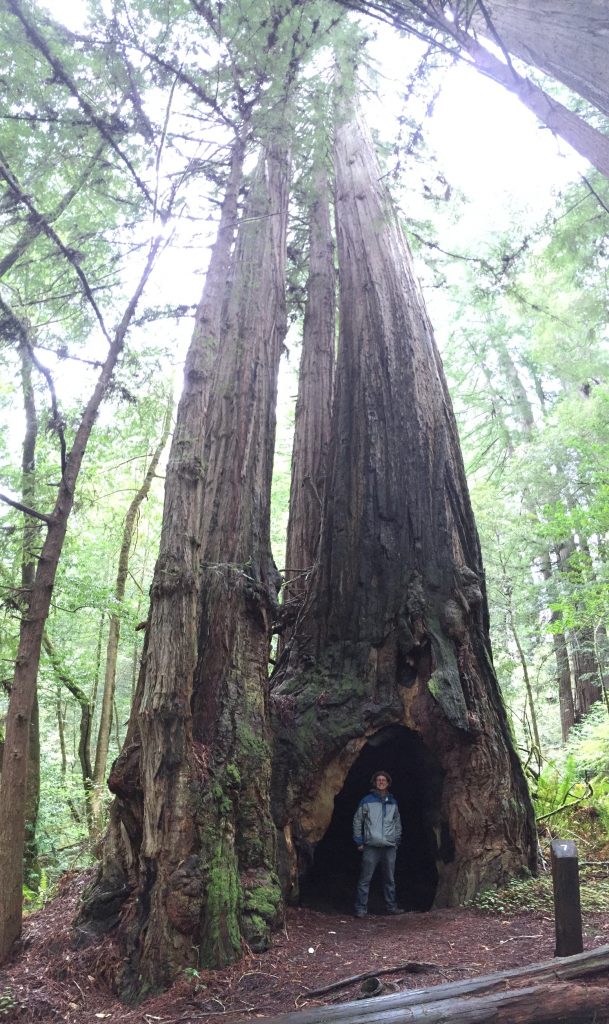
top-left (353, 791), bottom-right (402, 848)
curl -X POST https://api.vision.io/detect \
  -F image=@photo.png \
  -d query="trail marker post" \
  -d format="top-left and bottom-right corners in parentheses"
top-left (551, 839), bottom-right (583, 957)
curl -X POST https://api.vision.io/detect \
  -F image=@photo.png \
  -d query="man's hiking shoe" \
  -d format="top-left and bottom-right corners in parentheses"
top-left (386, 907), bottom-right (405, 915)
top-left (354, 909), bottom-right (367, 918)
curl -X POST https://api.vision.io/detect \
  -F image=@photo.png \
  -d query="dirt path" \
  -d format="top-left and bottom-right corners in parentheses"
top-left (2, 872), bottom-right (609, 1022)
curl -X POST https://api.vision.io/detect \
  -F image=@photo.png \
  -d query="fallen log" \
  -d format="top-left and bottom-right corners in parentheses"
top-left (254, 944), bottom-right (609, 1024)
top-left (306, 962), bottom-right (439, 998)
top-left (338, 983), bottom-right (608, 1024)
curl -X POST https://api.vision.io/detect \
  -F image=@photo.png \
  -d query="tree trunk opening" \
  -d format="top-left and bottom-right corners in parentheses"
top-left (297, 725), bottom-right (442, 914)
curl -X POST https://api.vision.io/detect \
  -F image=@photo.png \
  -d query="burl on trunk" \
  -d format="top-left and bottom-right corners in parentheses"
top-left (270, 99), bottom-right (536, 912)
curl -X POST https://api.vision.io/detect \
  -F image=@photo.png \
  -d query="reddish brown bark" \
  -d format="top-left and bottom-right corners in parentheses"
top-left (281, 160), bottom-right (335, 645)
top-left (80, 138), bottom-right (290, 992)
top-left (271, 97), bottom-right (536, 909)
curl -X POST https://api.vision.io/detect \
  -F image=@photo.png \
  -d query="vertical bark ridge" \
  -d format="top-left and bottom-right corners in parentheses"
top-left (281, 159), bottom-right (335, 649)
top-left (192, 140), bottom-right (290, 965)
top-left (77, 135), bottom-right (247, 990)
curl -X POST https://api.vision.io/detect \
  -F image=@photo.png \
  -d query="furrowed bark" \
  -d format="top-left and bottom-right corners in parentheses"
top-left (191, 139), bottom-right (290, 968)
top-left (473, 0), bottom-right (609, 119)
top-left (281, 159), bottom-right (335, 648)
top-left (78, 133), bottom-right (289, 992)
top-left (334, 1), bottom-right (609, 181)
top-left (271, 96), bottom-right (536, 908)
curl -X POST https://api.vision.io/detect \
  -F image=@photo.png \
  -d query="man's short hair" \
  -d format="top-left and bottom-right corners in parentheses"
top-left (370, 770), bottom-right (392, 786)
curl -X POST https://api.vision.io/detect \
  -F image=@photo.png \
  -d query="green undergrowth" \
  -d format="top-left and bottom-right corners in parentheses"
top-left (470, 868), bottom-right (609, 915)
top-left (0, 991), bottom-right (18, 1017)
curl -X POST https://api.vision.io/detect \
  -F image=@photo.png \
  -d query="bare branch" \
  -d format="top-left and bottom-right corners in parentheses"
top-left (0, 492), bottom-right (52, 525)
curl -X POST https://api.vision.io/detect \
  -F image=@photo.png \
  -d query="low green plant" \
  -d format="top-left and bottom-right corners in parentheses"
top-left (0, 991), bottom-right (18, 1016)
top-left (470, 870), bottom-right (609, 914)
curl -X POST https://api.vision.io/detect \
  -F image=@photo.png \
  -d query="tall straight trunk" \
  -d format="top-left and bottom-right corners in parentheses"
top-left (79, 133), bottom-right (290, 992)
top-left (571, 627), bottom-right (602, 717)
top-left (281, 161), bottom-right (335, 646)
top-left (90, 397), bottom-right (172, 832)
top-left (570, 538), bottom-right (603, 717)
top-left (539, 553), bottom-right (575, 742)
top-left (0, 239), bottom-right (160, 964)
top-left (19, 340), bottom-right (41, 891)
top-left (473, 0), bottom-right (609, 119)
top-left (271, 96), bottom-right (536, 908)
top-left (191, 140), bottom-right (290, 967)
top-left (554, 539), bottom-right (602, 719)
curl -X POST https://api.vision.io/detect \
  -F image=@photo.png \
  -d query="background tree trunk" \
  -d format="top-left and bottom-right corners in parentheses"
top-left (474, 0), bottom-right (609, 119)
top-left (281, 159), bottom-right (335, 648)
top-left (271, 96), bottom-right (536, 913)
top-left (0, 239), bottom-right (160, 964)
top-left (90, 396), bottom-right (172, 833)
top-left (19, 339), bottom-right (41, 892)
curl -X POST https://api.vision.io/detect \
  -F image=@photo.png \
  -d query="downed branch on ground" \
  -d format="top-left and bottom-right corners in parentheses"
top-left (262, 944), bottom-right (609, 1024)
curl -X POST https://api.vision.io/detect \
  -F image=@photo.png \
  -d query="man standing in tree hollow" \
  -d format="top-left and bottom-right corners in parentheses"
top-left (352, 770), bottom-right (405, 918)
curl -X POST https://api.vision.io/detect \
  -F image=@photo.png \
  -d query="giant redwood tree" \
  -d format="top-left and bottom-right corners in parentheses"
top-left (81, 138), bottom-right (291, 992)
top-left (270, 88), bottom-right (537, 913)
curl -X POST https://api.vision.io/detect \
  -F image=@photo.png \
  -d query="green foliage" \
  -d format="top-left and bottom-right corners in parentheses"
top-left (0, 991), bottom-right (18, 1016)
top-left (470, 871), bottom-right (609, 914)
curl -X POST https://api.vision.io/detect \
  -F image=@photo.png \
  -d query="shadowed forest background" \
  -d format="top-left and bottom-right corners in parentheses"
top-left (1, 0), bottom-right (609, 1001)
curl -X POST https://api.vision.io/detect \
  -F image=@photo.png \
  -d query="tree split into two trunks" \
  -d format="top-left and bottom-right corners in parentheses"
top-left (271, 98), bottom-right (537, 907)
top-left (79, 141), bottom-right (290, 996)
top-left (80, 88), bottom-right (536, 994)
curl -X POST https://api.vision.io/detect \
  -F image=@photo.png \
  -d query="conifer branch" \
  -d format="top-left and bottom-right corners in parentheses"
top-left (5, 0), bottom-right (153, 205)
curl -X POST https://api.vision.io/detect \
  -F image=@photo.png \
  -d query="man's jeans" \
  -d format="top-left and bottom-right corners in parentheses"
top-left (354, 845), bottom-right (397, 912)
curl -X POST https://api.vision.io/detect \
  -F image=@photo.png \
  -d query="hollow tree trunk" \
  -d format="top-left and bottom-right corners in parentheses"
top-left (281, 159), bottom-right (335, 647)
top-left (79, 137), bottom-right (289, 993)
top-left (473, 0), bottom-right (609, 119)
top-left (271, 96), bottom-right (536, 908)
top-left (90, 396), bottom-right (172, 833)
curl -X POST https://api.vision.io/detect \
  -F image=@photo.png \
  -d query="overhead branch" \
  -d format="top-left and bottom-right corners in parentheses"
top-left (0, 152), bottom-right (111, 342)
top-left (0, 493), bottom-right (52, 525)
top-left (5, 0), bottom-right (153, 205)
top-left (333, 0), bottom-right (609, 181)
top-left (0, 142), bottom-right (105, 282)
top-left (131, 45), bottom-right (235, 129)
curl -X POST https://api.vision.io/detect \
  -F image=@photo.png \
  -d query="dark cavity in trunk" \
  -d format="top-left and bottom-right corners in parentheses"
top-left (298, 726), bottom-right (443, 914)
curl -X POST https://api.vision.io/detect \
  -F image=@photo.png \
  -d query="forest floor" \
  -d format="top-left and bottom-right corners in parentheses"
top-left (3, 870), bottom-right (609, 1023)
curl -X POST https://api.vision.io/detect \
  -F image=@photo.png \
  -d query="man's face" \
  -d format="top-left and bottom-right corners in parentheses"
top-left (375, 774), bottom-right (389, 790)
